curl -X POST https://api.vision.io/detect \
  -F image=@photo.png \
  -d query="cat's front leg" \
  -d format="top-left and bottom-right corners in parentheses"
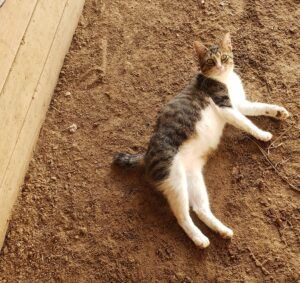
top-left (237, 101), bottom-right (290, 120)
top-left (221, 107), bottom-right (273, 141)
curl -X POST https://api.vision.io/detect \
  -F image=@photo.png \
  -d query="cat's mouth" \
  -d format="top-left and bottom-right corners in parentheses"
top-left (217, 65), bottom-right (226, 73)
top-left (211, 67), bottom-right (226, 76)
top-left (217, 69), bottom-right (225, 75)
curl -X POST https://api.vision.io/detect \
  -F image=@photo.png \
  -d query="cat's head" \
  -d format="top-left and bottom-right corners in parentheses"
top-left (194, 33), bottom-right (234, 82)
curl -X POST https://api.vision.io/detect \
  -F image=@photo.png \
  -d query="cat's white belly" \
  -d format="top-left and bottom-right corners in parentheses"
top-left (227, 71), bottom-right (246, 108)
top-left (178, 104), bottom-right (225, 169)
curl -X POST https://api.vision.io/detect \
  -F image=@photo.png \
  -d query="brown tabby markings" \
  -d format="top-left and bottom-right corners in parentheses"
top-left (144, 74), bottom-right (229, 183)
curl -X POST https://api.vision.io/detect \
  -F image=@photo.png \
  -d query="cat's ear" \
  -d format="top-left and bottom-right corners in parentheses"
top-left (222, 32), bottom-right (232, 51)
top-left (194, 41), bottom-right (207, 59)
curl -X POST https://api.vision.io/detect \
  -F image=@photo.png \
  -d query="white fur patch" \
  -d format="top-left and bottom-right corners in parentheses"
top-left (178, 105), bottom-right (225, 170)
top-left (226, 71), bottom-right (247, 107)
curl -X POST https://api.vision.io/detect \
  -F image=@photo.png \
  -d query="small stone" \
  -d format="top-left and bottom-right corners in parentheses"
top-left (51, 176), bottom-right (57, 181)
top-left (128, 256), bottom-right (135, 263)
top-left (65, 91), bottom-right (72, 97)
top-left (232, 167), bottom-right (239, 175)
top-left (69, 123), bottom-right (78, 133)
top-left (259, 199), bottom-right (269, 207)
top-left (125, 61), bottom-right (134, 73)
top-left (3, 246), bottom-right (8, 255)
top-left (79, 227), bottom-right (87, 235)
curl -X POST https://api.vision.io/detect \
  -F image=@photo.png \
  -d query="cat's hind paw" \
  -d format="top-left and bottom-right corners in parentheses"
top-left (220, 227), bottom-right (234, 239)
top-left (193, 235), bottom-right (210, 249)
top-left (255, 131), bottom-right (273, 142)
top-left (275, 107), bottom-right (290, 120)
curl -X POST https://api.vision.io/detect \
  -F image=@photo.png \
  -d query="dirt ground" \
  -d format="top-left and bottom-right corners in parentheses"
top-left (0, 0), bottom-right (299, 282)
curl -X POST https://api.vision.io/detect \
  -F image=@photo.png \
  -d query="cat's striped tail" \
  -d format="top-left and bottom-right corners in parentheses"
top-left (113, 153), bottom-right (145, 169)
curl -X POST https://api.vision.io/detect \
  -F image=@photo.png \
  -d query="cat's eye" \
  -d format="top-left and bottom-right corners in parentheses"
top-left (221, 54), bottom-right (229, 62)
top-left (206, 59), bottom-right (215, 66)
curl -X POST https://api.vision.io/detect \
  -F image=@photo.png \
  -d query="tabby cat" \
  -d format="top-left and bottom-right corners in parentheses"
top-left (113, 33), bottom-right (289, 248)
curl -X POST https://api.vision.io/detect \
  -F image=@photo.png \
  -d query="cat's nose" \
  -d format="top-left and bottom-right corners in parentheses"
top-left (216, 64), bottom-right (224, 71)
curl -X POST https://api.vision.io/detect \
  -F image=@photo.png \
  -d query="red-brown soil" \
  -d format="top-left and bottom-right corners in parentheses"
top-left (0, 0), bottom-right (299, 282)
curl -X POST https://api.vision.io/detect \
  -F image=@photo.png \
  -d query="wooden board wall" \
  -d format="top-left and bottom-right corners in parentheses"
top-left (0, 0), bottom-right (85, 249)
top-left (0, 0), bottom-right (38, 93)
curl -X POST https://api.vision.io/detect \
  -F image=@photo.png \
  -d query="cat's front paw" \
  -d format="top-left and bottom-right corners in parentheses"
top-left (275, 107), bottom-right (290, 120)
top-left (255, 131), bottom-right (273, 142)
top-left (192, 234), bottom-right (210, 249)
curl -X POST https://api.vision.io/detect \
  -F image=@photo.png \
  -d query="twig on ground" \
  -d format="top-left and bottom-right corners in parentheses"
top-left (263, 76), bottom-right (272, 96)
top-left (247, 137), bottom-right (299, 192)
top-left (101, 38), bottom-right (108, 77)
top-left (63, 170), bottom-right (77, 175)
top-left (51, 106), bottom-right (62, 113)
top-left (267, 124), bottom-right (295, 155)
top-left (247, 247), bottom-right (270, 276)
top-left (275, 157), bottom-right (291, 168)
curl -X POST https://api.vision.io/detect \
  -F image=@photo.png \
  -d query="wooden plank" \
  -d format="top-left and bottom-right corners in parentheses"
top-left (0, 0), bottom-right (38, 93)
top-left (0, 0), bottom-right (67, 187)
top-left (0, 0), bottom-right (85, 248)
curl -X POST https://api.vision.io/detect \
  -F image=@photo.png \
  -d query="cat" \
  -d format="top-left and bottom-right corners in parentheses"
top-left (113, 33), bottom-right (290, 248)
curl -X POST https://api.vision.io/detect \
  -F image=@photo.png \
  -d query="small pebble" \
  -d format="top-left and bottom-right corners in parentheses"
top-left (69, 123), bottom-right (78, 133)
top-left (3, 246), bottom-right (8, 255)
top-left (65, 91), bottom-right (72, 97)
top-left (79, 227), bottom-right (88, 235)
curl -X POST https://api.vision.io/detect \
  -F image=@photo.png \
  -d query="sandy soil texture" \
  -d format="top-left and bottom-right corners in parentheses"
top-left (0, 0), bottom-right (299, 282)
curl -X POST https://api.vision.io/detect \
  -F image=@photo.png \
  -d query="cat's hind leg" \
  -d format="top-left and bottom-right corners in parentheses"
top-left (159, 157), bottom-right (210, 248)
top-left (188, 166), bottom-right (233, 239)
top-left (237, 101), bottom-right (289, 120)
